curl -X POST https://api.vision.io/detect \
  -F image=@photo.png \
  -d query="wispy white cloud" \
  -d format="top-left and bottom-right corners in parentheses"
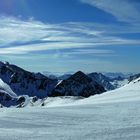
top-left (80, 0), bottom-right (140, 23)
top-left (0, 39), bottom-right (140, 55)
top-left (0, 16), bottom-right (140, 55)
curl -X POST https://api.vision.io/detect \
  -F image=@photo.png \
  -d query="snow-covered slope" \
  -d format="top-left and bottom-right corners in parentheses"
top-left (110, 78), bottom-right (128, 88)
top-left (77, 76), bottom-right (140, 105)
top-left (41, 76), bottom-right (140, 107)
top-left (22, 76), bottom-right (140, 108)
top-left (0, 77), bottom-right (140, 140)
top-left (102, 72), bottom-right (131, 88)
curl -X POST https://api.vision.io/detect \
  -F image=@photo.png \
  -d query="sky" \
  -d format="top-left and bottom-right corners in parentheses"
top-left (0, 0), bottom-right (140, 73)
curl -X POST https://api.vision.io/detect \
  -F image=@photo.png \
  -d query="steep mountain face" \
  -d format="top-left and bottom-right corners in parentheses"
top-left (102, 72), bottom-right (132, 88)
top-left (88, 72), bottom-right (115, 90)
top-left (0, 78), bottom-right (30, 107)
top-left (51, 71), bottom-right (106, 97)
top-left (0, 61), bottom-right (58, 98)
top-left (104, 72), bottom-right (131, 87)
top-left (55, 72), bottom-right (128, 90)
top-left (129, 73), bottom-right (140, 83)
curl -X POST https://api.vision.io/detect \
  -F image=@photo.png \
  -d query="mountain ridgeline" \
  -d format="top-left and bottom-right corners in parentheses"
top-left (0, 61), bottom-right (133, 103)
top-left (52, 71), bottom-right (105, 97)
top-left (0, 61), bottom-right (57, 98)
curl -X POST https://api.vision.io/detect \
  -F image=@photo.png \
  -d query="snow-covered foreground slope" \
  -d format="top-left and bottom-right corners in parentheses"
top-left (0, 78), bottom-right (140, 140)
top-left (1, 101), bottom-right (140, 140)
top-left (41, 77), bottom-right (140, 107)
top-left (75, 77), bottom-right (140, 105)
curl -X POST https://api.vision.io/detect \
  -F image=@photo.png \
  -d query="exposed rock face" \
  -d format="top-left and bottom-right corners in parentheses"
top-left (129, 74), bottom-right (140, 83)
top-left (88, 72), bottom-right (115, 90)
top-left (51, 71), bottom-right (106, 97)
top-left (0, 61), bottom-right (58, 98)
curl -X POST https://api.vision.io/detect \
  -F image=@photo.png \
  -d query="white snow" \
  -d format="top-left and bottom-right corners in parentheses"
top-left (0, 78), bottom-right (17, 98)
top-left (0, 77), bottom-right (140, 140)
top-left (17, 95), bottom-right (30, 107)
top-left (56, 80), bottom-right (63, 86)
top-left (40, 77), bottom-right (140, 107)
top-left (75, 77), bottom-right (140, 105)
top-left (111, 78), bottom-right (129, 88)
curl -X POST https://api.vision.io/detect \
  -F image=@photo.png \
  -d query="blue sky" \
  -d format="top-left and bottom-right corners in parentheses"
top-left (0, 0), bottom-right (140, 73)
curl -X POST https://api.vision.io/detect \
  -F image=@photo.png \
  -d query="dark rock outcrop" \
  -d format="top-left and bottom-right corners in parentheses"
top-left (0, 61), bottom-right (58, 98)
top-left (129, 73), bottom-right (140, 83)
top-left (51, 71), bottom-right (106, 97)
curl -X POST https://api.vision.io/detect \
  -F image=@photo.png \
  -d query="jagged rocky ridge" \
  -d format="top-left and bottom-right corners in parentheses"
top-left (0, 61), bottom-right (108, 99)
top-left (0, 61), bottom-right (58, 98)
top-left (88, 72), bottom-right (115, 90)
top-left (52, 71), bottom-right (106, 97)
top-left (129, 73), bottom-right (140, 82)
top-left (57, 72), bottom-right (126, 90)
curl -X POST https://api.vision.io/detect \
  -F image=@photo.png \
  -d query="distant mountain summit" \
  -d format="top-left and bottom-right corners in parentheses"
top-left (52, 71), bottom-right (105, 97)
top-left (88, 72), bottom-right (115, 90)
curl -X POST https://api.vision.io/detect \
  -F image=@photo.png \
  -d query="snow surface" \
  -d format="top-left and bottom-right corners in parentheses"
top-left (111, 78), bottom-right (128, 88)
top-left (0, 78), bottom-right (140, 140)
top-left (17, 95), bottom-right (30, 107)
top-left (41, 77), bottom-right (140, 107)
top-left (0, 78), bottom-right (17, 98)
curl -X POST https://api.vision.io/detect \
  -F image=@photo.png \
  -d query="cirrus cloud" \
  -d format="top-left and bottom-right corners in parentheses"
top-left (0, 16), bottom-right (140, 56)
top-left (80, 0), bottom-right (140, 23)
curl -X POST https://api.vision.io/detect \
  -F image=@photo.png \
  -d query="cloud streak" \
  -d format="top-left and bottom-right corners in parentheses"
top-left (0, 16), bottom-right (140, 55)
top-left (80, 0), bottom-right (140, 23)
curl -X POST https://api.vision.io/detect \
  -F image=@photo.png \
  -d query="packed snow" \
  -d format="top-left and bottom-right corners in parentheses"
top-left (0, 77), bottom-right (140, 140)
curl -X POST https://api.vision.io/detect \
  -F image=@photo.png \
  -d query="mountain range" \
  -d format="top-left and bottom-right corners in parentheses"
top-left (0, 61), bottom-right (138, 107)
